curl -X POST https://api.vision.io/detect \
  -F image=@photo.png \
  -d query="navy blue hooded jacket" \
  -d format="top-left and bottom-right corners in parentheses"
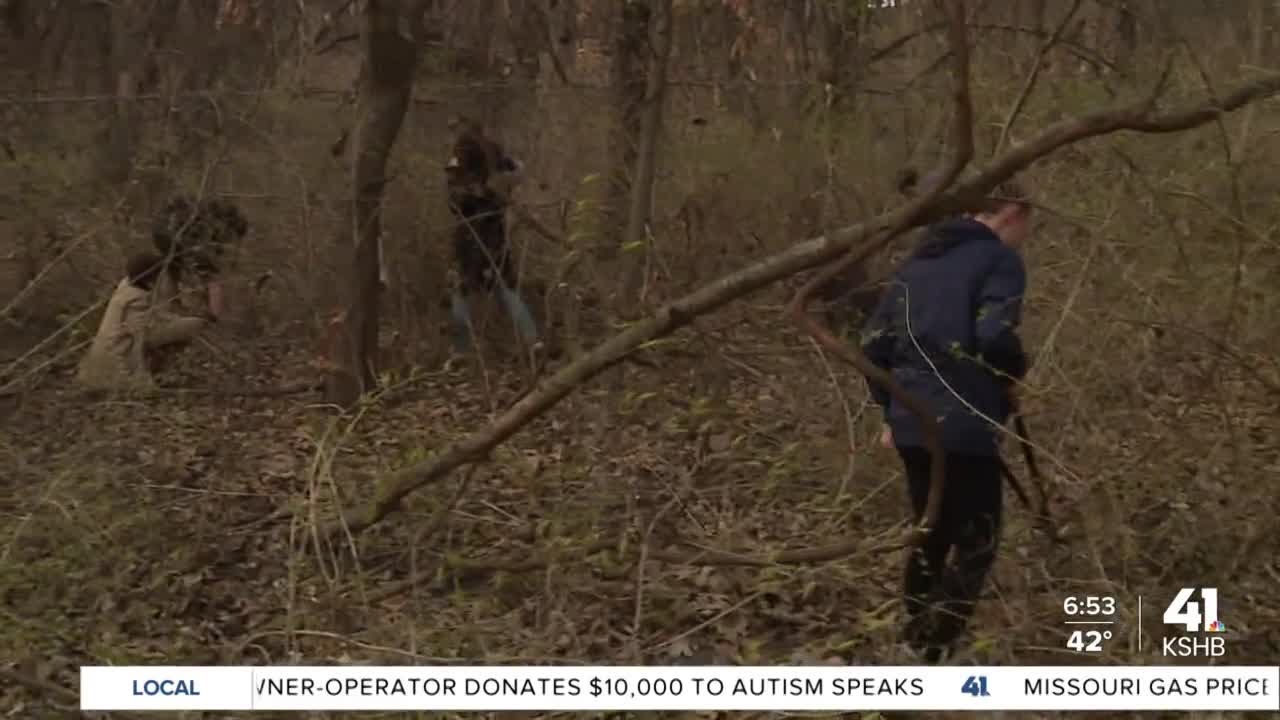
top-left (859, 217), bottom-right (1029, 456)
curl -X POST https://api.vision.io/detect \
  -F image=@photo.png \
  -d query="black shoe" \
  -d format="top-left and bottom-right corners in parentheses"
top-left (902, 613), bottom-right (951, 665)
top-left (901, 608), bottom-right (931, 647)
top-left (922, 644), bottom-right (946, 664)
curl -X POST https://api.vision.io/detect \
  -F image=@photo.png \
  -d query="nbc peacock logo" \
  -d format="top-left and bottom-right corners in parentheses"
top-left (1206, 619), bottom-right (1226, 633)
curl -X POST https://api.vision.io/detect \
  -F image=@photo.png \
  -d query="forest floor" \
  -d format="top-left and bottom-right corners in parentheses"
top-left (1, 304), bottom-right (1278, 720)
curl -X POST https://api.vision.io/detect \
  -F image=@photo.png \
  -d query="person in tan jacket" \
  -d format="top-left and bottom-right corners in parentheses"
top-left (76, 251), bottom-right (211, 392)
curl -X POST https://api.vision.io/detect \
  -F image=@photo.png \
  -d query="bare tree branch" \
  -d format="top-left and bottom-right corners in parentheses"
top-left (971, 23), bottom-right (1119, 76)
top-left (938, 0), bottom-right (976, 184)
top-left (535, 0), bottom-right (578, 87)
top-left (867, 21), bottom-right (1118, 78)
top-left (995, 0), bottom-right (1084, 156)
top-left (868, 20), bottom-right (948, 63)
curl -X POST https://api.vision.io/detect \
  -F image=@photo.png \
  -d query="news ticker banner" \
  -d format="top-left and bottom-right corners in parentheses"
top-left (81, 665), bottom-right (1279, 712)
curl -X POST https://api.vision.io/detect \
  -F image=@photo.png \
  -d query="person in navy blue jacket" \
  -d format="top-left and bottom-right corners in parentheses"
top-left (860, 177), bottom-right (1032, 663)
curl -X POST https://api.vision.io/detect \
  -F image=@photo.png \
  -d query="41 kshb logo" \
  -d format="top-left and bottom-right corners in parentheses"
top-left (1162, 587), bottom-right (1226, 658)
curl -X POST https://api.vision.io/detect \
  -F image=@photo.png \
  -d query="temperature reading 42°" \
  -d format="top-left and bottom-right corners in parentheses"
top-left (1068, 629), bottom-right (1112, 653)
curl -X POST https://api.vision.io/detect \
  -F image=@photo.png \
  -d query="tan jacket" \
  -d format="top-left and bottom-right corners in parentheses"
top-left (76, 279), bottom-right (207, 391)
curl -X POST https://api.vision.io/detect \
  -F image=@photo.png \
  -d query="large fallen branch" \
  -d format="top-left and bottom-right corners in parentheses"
top-left (324, 63), bottom-right (1280, 544)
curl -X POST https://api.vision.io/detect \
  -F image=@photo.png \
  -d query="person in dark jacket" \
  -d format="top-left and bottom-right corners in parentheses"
top-left (859, 178), bottom-right (1032, 663)
top-left (444, 119), bottom-right (538, 353)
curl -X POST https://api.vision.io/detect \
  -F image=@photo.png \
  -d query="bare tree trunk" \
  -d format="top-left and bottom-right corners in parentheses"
top-left (506, 0), bottom-right (542, 82)
top-left (604, 0), bottom-right (650, 256)
top-left (780, 0), bottom-right (812, 108)
top-left (620, 0), bottom-right (673, 304)
top-left (1113, 0), bottom-right (1137, 68)
top-left (536, 0), bottom-right (577, 85)
top-left (814, 0), bottom-right (863, 113)
top-left (98, 1), bottom-right (182, 186)
top-left (555, 0), bottom-right (578, 71)
top-left (324, 0), bottom-right (424, 408)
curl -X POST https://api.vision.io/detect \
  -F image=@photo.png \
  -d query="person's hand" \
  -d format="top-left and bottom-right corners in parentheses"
top-left (205, 280), bottom-right (226, 321)
top-left (879, 425), bottom-right (893, 449)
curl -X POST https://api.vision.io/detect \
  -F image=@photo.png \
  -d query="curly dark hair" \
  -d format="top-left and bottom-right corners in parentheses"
top-left (204, 198), bottom-right (249, 238)
top-left (151, 194), bottom-right (250, 282)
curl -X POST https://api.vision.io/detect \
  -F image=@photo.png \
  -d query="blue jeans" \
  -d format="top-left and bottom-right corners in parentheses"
top-left (449, 284), bottom-right (538, 353)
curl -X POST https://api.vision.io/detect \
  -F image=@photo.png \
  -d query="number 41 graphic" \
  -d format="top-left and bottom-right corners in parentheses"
top-left (962, 675), bottom-right (990, 697)
top-left (1163, 587), bottom-right (1223, 632)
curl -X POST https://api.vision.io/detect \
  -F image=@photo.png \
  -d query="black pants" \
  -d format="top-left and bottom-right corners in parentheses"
top-left (897, 446), bottom-right (1003, 659)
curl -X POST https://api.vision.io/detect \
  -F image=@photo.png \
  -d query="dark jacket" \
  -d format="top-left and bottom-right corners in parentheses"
top-left (859, 217), bottom-right (1029, 456)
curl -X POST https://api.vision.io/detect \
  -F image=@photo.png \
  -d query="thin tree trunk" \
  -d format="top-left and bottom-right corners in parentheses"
top-left (536, 0), bottom-right (576, 86)
top-left (324, 0), bottom-right (424, 408)
top-left (99, 1), bottom-right (181, 185)
top-left (620, 0), bottom-right (673, 304)
top-left (603, 0), bottom-right (650, 272)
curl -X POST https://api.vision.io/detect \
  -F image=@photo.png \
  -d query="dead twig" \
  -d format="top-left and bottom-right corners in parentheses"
top-left (999, 413), bottom-right (1060, 544)
top-left (1106, 316), bottom-right (1280, 397)
top-left (994, 0), bottom-right (1084, 156)
top-left (362, 468), bottom-right (477, 605)
top-left (147, 379), bottom-right (324, 398)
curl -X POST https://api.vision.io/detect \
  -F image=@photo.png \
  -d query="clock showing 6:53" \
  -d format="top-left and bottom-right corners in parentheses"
top-left (1063, 596), bottom-right (1116, 616)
